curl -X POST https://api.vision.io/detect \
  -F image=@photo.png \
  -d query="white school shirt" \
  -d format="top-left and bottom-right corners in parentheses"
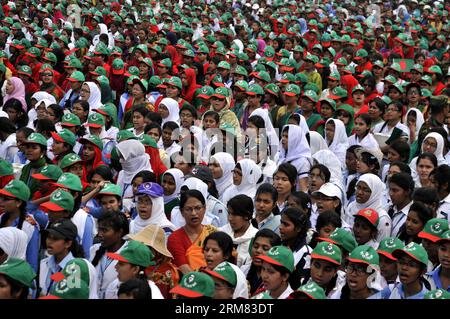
top-left (390, 201), bottom-right (413, 238)
top-left (437, 193), bottom-right (450, 222)
top-left (219, 224), bottom-right (259, 268)
top-left (275, 284), bottom-right (294, 299)
top-left (348, 133), bottom-right (380, 150)
top-left (104, 278), bottom-right (164, 299)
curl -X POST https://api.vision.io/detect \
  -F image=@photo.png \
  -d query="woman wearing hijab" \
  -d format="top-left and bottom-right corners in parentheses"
top-left (209, 152), bottom-right (235, 203)
top-left (277, 124), bottom-right (312, 192)
top-left (250, 108), bottom-right (280, 158)
top-left (3, 77), bottom-right (27, 112)
top-left (0, 227), bottom-right (28, 263)
top-left (162, 168), bottom-right (184, 219)
top-left (309, 131), bottom-right (328, 155)
top-left (80, 81), bottom-right (102, 111)
top-left (221, 159), bottom-right (262, 206)
top-left (312, 150), bottom-right (346, 196)
top-left (180, 68), bottom-right (201, 103)
top-left (116, 139), bottom-right (152, 200)
top-left (405, 108), bottom-right (425, 144)
top-left (344, 173), bottom-right (392, 243)
top-left (131, 182), bottom-right (176, 236)
top-left (159, 97), bottom-right (180, 126)
top-left (325, 118), bottom-right (349, 167)
top-left (341, 74), bottom-right (359, 101)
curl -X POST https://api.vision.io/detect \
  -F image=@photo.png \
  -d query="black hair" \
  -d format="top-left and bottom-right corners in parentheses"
top-left (180, 189), bottom-right (206, 209)
top-left (118, 279), bottom-right (152, 299)
top-left (409, 202), bottom-right (433, 225)
top-left (370, 97), bottom-right (387, 115)
top-left (360, 151), bottom-right (380, 174)
top-left (413, 187), bottom-right (440, 209)
top-left (35, 118), bottom-right (56, 138)
top-left (417, 152), bottom-right (438, 170)
top-left (179, 104), bottom-right (198, 120)
top-left (0, 200), bottom-right (27, 230)
top-left (203, 231), bottom-right (235, 264)
top-left (91, 211), bottom-right (129, 266)
top-left (0, 274), bottom-right (30, 299)
top-left (309, 164), bottom-right (331, 183)
top-left (227, 194), bottom-right (254, 220)
top-left (72, 99), bottom-right (90, 113)
top-left (361, 75), bottom-right (376, 91)
top-left (16, 126), bottom-right (34, 138)
top-left (144, 122), bottom-right (162, 137)
top-left (248, 115), bottom-right (265, 129)
top-left (0, 117), bottom-right (17, 137)
top-left (256, 183), bottom-right (278, 204)
top-left (389, 172), bottom-right (415, 195)
top-left (274, 163), bottom-right (298, 192)
top-left (430, 164), bottom-right (450, 192)
top-left (389, 140), bottom-right (411, 163)
top-left (133, 105), bottom-right (150, 119)
top-left (162, 121), bottom-right (180, 132)
top-left (281, 207), bottom-right (310, 251)
top-left (203, 110), bottom-right (220, 124)
top-left (316, 211), bottom-right (342, 232)
top-left (47, 104), bottom-right (64, 123)
top-left (429, 97), bottom-right (447, 116)
top-left (355, 113), bottom-right (372, 137)
top-left (289, 191), bottom-right (312, 216)
top-left (389, 161), bottom-right (412, 176)
top-left (2, 98), bottom-right (29, 128)
top-left (131, 170), bottom-right (157, 184)
top-left (88, 165), bottom-right (114, 183)
top-left (145, 111), bottom-right (163, 126)
top-left (387, 101), bottom-right (404, 115)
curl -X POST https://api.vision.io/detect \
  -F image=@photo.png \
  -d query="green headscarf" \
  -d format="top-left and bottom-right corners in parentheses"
top-left (335, 104), bottom-right (355, 136)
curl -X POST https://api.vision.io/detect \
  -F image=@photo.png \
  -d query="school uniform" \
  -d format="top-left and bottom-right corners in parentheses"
top-left (219, 223), bottom-right (259, 268)
top-left (424, 266), bottom-right (450, 291)
top-left (436, 194), bottom-right (450, 222)
top-left (205, 195), bottom-right (229, 228)
top-left (71, 208), bottom-right (96, 260)
top-left (90, 241), bottom-right (128, 299)
top-left (390, 201), bottom-right (413, 238)
top-left (327, 270), bottom-right (347, 299)
top-left (258, 159), bottom-right (277, 185)
top-left (39, 252), bottom-right (74, 296)
top-left (104, 278), bottom-right (165, 299)
top-left (388, 283), bottom-right (429, 299)
top-left (257, 213), bottom-right (281, 236)
top-left (276, 284), bottom-right (294, 299)
top-left (372, 121), bottom-right (410, 139)
top-left (348, 133), bottom-right (380, 150)
top-left (0, 133), bottom-right (18, 163)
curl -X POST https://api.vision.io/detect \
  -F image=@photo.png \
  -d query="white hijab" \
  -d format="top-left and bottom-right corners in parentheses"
top-left (130, 193), bottom-right (175, 234)
top-left (162, 168), bottom-right (185, 204)
top-left (309, 131), bottom-right (328, 155)
top-left (313, 150), bottom-right (346, 195)
top-left (222, 159), bottom-right (262, 204)
top-left (405, 108), bottom-right (425, 140)
top-left (116, 140), bottom-right (152, 184)
top-left (31, 91), bottom-right (57, 104)
top-left (325, 118), bottom-right (349, 166)
top-left (421, 132), bottom-right (446, 164)
top-left (160, 97), bottom-right (180, 126)
top-left (83, 82), bottom-right (102, 111)
top-left (278, 124), bottom-right (311, 164)
top-left (249, 108), bottom-right (279, 155)
top-left (210, 152), bottom-right (235, 196)
top-left (0, 227), bottom-right (28, 260)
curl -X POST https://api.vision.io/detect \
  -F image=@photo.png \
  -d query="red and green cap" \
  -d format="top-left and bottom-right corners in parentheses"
top-left (372, 60), bottom-right (385, 69)
top-left (217, 61), bottom-right (231, 70)
top-left (284, 83), bottom-right (301, 97)
top-left (384, 74), bottom-right (397, 84)
top-left (328, 72), bottom-right (341, 81)
top-left (246, 83), bottom-right (264, 96)
top-left (424, 289), bottom-right (450, 300)
top-left (293, 45), bottom-right (304, 53)
top-left (116, 130), bottom-right (138, 143)
top-left (418, 218), bottom-right (449, 242)
top-left (305, 52), bottom-right (319, 64)
top-left (302, 90), bottom-right (319, 103)
top-left (351, 84), bottom-right (365, 94)
top-left (0, 180), bottom-right (30, 202)
top-left (32, 164), bottom-right (63, 181)
top-left (319, 98), bottom-right (336, 110)
top-left (290, 281), bottom-right (326, 299)
top-left (90, 66), bottom-right (106, 77)
top-left (157, 58), bottom-right (172, 68)
top-left (61, 113), bottom-right (81, 127)
top-left (25, 46), bottom-right (41, 58)
top-left (166, 76), bottom-right (182, 90)
top-left (392, 242), bottom-right (429, 267)
top-left (23, 132), bottom-right (47, 147)
top-left (59, 153), bottom-right (83, 170)
top-left (411, 64), bottom-right (424, 74)
top-left (354, 48), bottom-right (368, 60)
top-left (311, 242), bottom-right (342, 265)
top-left (67, 71), bottom-right (85, 83)
top-left (348, 245), bottom-right (379, 267)
top-left (170, 271), bottom-right (215, 298)
top-left (0, 159), bottom-right (13, 176)
top-left (54, 173), bottom-right (83, 192)
top-left (51, 129), bottom-right (76, 147)
top-left (253, 70), bottom-right (271, 83)
top-left (97, 182), bottom-right (122, 198)
top-left (329, 86), bottom-right (348, 99)
top-left (256, 245), bottom-right (295, 273)
top-left (276, 48), bottom-right (291, 58)
top-left (0, 258), bottom-right (36, 289)
top-left (197, 86), bottom-right (214, 99)
top-left (437, 230), bottom-right (450, 243)
top-left (233, 65), bottom-right (248, 76)
top-left (65, 58), bottom-right (83, 69)
top-left (335, 57), bottom-right (348, 66)
top-left (140, 57), bottom-right (153, 68)
top-left (264, 83), bottom-right (280, 96)
top-left (232, 80), bottom-right (248, 92)
top-left (125, 66), bottom-right (140, 78)
top-left (264, 46), bottom-right (275, 59)
top-left (42, 278), bottom-right (89, 299)
top-left (377, 237), bottom-right (404, 261)
top-left (40, 188), bottom-right (74, 212)
top-left (212, 86), bottom-right (230, 99)
top-left (279, 72), bottom-right (295, 84)
top-left (138, 134), bottom-right (158, 148)
top-left (79, 135), bottom-right (103, 151)
top-left (50, 258), bottom-right (92, 289)
top-left (43, 52), bottom-right (57, 63)
top-left (354, 208), bottom-right (379, 227)
top-left (18, 65), bottom-right (33, 77)
top-left (420, 75), bottom-right (433, 85)
top-left (295, 72), bottom-right (308, 84)
top-left (86, 113), bottom-right (105, 128)
top-left (112, 58), bottom-right (125, 75)
top-left (107, 240), bottom-right (155, 268)
top-left (320, 228), bottom-right (357, 253)
top-left (426, 65), bottom-right (443, 75)
top-left (203, 261), bottom-right (237, 287)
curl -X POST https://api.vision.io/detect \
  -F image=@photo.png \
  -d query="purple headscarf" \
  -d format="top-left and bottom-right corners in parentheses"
top-left (4, 77), bottom-right (27, 111)
top-left (257, 39), bottom-right (266, 56)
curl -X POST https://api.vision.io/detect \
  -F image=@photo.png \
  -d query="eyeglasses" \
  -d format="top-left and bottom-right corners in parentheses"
top-left (211, 96), bottom-right (225, 101)
top-left (182, 205), bottom-right (204, 214)
top-left (423, 139), bottom-right (437, 148)
top-left (386, 108), bottom-right (399, 113)
top-left (345, 263), bottom-right (369, 275)
top-left (180, 113), bottom-right (193, 118)
top-left (41, 73), bottom-right (53, 77)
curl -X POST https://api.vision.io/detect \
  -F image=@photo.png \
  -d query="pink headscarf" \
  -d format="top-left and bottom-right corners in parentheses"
top-left (257, 39), bottom-right (266, 56)
top-left (4, 77), bottom-right (27, 111)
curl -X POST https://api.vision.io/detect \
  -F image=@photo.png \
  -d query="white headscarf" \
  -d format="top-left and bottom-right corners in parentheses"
top-left (249, 108), bottom-right (279, 155)
top-left (83, 82), bottom-right (102, 111)
top-left (210, 152), bottom-right (235, 196)
top-left (405, 108), bottom-right (425, 140)
top-left (160, 97), bottom-right (180, 126)
top-left (0, 227), bottom-right (28, 260)
top-left (116, 140), bottom-right (152, 185)
top-left (31, 91), bottom-right (57, 104)
top-left (325, 118), bottom-right (349, 166)
top-left (313, 150), bottom-right (346, 198)
top-left (162, 168), bottom-right (185, 204)
top-left (309, 131), bottom-right (328, 155)
top-left (182, 177), bottom-right (209, 201)
top-left (222, 159), bottom-right (262, 205)
top-left (278, 124), bottom-right (311, 163)
top-left (421, 132), bottom-right (446, 164)
top-left (130, 192), bottom-right (175, 234)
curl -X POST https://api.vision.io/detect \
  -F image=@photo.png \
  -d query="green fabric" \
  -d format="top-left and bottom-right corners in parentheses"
top-left (164, 198), bottom-right (179, 217)
top-left (305, 113), bottom-right (322, 129)
top-left (20, 158), bottom-right (47, 195)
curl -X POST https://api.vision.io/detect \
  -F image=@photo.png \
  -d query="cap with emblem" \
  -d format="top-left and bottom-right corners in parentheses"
top-left (212, 87), bottom-right (230, 99)
top-left (264, 83), bottom-right (280, 96)
top-left (86, 113), bottom-right (105, 128)
top-left (107, 240), bottom-right (155, 268)
top-left (233, 80), bottom-right (249, 92)
top-left (157, 58), bottom-right (172, 68)
top-left (319, 228), bottom-right (357, 253)
top-left (354, 208), bottom-right (379, 227)
top-left (392, 242), bottom-right (429, 267)
top-left (284, 84), bottom-right (301, 97)
top-left (203, 261), bottom-right (237, 287)
top-left (18, 65), bottom-right (33, 77)
top-left (302, 90), bottom-right (319, 103)
top-left (377, 237), bottom-right (404, 261)
top-left (61, 113), bottom-right (81, 127)
top-left (290, 281), bottom-right (326, 299)
top-left (45, 219), bottom-right (78, 240)
top-left (51, 129), bottom-right (76, 147)
top-left (41, 277), bottom-right (89, 299)
top-left (0, 258), bottom-right (36, 289)
top-left (255, 245), bottom-right (294, 273)
top-left (246, 84), bottom-right (264, 96)
top-left (197, 86), bottom-right (214, 99)
top-left (348, 245), bottom-right (379, 267)
top-left (311, 242), bottom-right (342, 265)
top-left (166, 76), bottom-right (182, 90)
top-left (418, 218), bottom-right (449, 242)
top-left (59, 154), bottom-right (84, 170)
top-left (97, 182), bottom-right (122, 198)
top-left (32, 165), bottom-right (63, 181)
top-left (54, 173), bottom-right (83, 192)
top-left (0, 159), bottom-right (13, 177)
top-left (67, 71), bottom-right (85, 83)
top-left (23, 133), bottom-right (47, 147)
top-left (0, 180), bottom-right (30, 202)
top-left (424, 289), bottom-right (450, 300)
top-left (170, 271), bottom-right (215, 298)
top-left (40, 189), bottom-right (75, 212)
top-left (79, 135), bottom-right (103, 151)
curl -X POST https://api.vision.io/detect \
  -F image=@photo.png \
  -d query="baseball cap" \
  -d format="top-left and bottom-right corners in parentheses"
top-left (59, 154), bottom-right (83, 170)
top-left (348, 245), bottom-right (379, 267)
top-left (51, 129), bottom-right (76, 147)
top-left (0, 159), bottom-right (13, 177)
top-left (329, 87), bottom-right (348, 100)
top-left (23, 133), bottom-right (47, 147)
top-left (42, 278), bottom-right (89, 299)
top-left (311, 183), bottom-right (342, 200)
top-left (67, 71), bottom-right (85, 83)
top-left (212, 87), bottom-right (230, 99)
top-left (136, 182), bottom-right (164, 198)
top-left (290, 281), bottom-right (326, 299)
top-left (107, 240), bottom-right (155, 268)
top-left (233, 80), bottom-right (249, 92)
top-left (203, 261), bottom-right (237, 287)
top-left (302, 90), bottom-right (319, 103)
top-left (255, 246), bottom-right (294, 273)
top-left (284, 84), bottom-right (301, 97)
top-left (246, 83), bottom-right (264, 96)
top-left (79, 135), bottom-right (103, 151)
top-left (264, 83), bottom-right (280, 96)
top-left (0, 180), bottom-right (30, 202)
top-left (170, 272), bottom-right (215, 298)
top-left (157, 58), bottom-right (172, 68)
top-left (86, 113), bottom-right (105, 128)
top-left (54, 173), bottom-right (83, 192)
top-left (319, 228), bottom-right (357, 253)
top-left (166, 76), bottom-right (182, 90)
top-left (354, 147), bottom-right (383, 169)
top-left (126, 224), bottom-right (173, 258)
top-left (377, 237), bottom-right (404, 261)
top-left (392, 242), bottom-right (429, 267)
top-left (418, 218), bottom-right (449, 242)
top-left (352, 84), bottom-right (365, 94)
top-left (61, 113), bottom-right (81, 127)
top-left (32, 164), bottom-right (63, 181)
top-left (40, 189), bottom-right (75, 212)
top-left (45, 219), bottom-right (78, 240)
top-left (354, 208), bottom-right (379, 227)
top-left (424, 289), bottom-right (450, 299)
top-left (0, 258), bottom-right (36, 289)
top-left (97, 183), bottom-right (122, 198)
top-left (112, 58), bottom-right (125, 75)
top-left (311, 242), bottom-right (342, 265)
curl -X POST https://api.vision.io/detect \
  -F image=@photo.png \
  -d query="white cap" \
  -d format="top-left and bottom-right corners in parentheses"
top-left (312, 183), bottom-right (342, 201)
top-left (252, 3), bottom-right (260, 10)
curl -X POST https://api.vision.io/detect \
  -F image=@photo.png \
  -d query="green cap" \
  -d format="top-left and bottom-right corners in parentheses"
top-left (420, 75), bottom-right (433, 85)
top-left (91, 66), bottom-right (107, 76)
top-left (348, 245), bottom-right (379, 267)
top-left (336, 57), bottom-right (348, 66)
top-left (0, 180), bottom-right (30, 202)
top-left (170, 272), bottom-right (215, 298)
top-left (212, 86), bottom-right (230, 99)
top-left (291, 281), bottom-right (326, 299)
top-left (233, 80), bottom-right (249, 91)
top-left (329, 86), bottom-right (348, 99)
top-left (372, 60), bottom-right (385, 69)
top-left (41, 189), bottom-right (74, 212)
top-left (251, 291), bottom-right (273, 299)
top-left (80, 135), bottom-right (103, 151)
top-left (125, 66), bottom-right (140, 77)
top-left (18, 65), bottom-right (33, 77)
top-left (112, 59), bottom-right (125, 75)
top-left (256, 246), bottom-right (294, 273)
top-left (264, 46), bottom-right (275, 59)
top-left (295, 73), bottom-right (308, 84)
top-left (203, 261), bottom-right (237, 287)
top-left (352, 84), bottom-right (365, 94)
top-left (393, 242), bottom-right (429, 267)
top-left (107, 240), bottom-right (155, 268)
top-left (253, 70), bottom-right (271, 83)
top-left (0, 258), bottom-right (36, 288)
top-left (0, 159), bottom-right (14, 176)
top-left (354, 49), bottom-right (368, 59)
top-left (246, 83), bottom-right (264, 96)
top-left (302, 90), bottom-right (319, 103)
top-left (418, 218), bottom-right (449, 242)
top-left (43, 52), bottom-right (57, 63)
top-left (320, 98), bottom-right (337, 110)
top-left (32, 164), bottom-right (63, 181)
top-left (67, 71), bottom-right (85, 83)
top-left (284, 83), bottom-right (301, 97)
top-left (328, 72), bottom-right (341, 81)
top-left (264, 83), bottom-right (280, 96)
top-left (65, 58), bottom-right (83, 70)
top-left (279, 72), bottom-right (295, 83)
top-left (86, 113), bottom-right (105, 128)
top-left (217, 61), bottom-right (231, 70)
top-left (23, 133), bottom-right (47, 147)
top-left (424, 289), bottom-right (450, 300)
top-left (54, 173), bottom-right (83, 192)
top-left (197, 86), bottom-right (215, 99)
top-left (158, 58), bottom-right (172, 68)
top-left (305, 52), bottom-right (319, 64)
top-left (44, 278), bottom-right (89, 299)
top-left (293, 45), bottom-right (304, 53)
top-left (321, 228), bottom-right (357, 254)
top-left (233, 65), bottom-right (248, 76)
top-left (116, 130), bottom-right (138, 143)
top-left (427, 65), bottom-right (442, 75)
top-left (60, 153), bottom-right (83, 170)
top-left (138, 134), bottom-right (158, 148)
top-left (377, 237), bottom-right (405, 261)
top-left (140, 57), bottom-right (153, 68)
top-left (51, 129), bottom-right (76, 147)
top-left (97, 182), bottom-right (122, 198)
top-left (166, 76), bottom-right (182, 90)
top-left (311, 242), bottom-right (342, 265)
top-left (411, 64), bottom-right (424, 73)
top-left (26, 46), bottom-right (41, 58)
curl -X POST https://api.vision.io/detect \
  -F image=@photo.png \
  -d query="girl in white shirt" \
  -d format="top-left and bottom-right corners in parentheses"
top-left (348, 113), bottom-right (380, 151)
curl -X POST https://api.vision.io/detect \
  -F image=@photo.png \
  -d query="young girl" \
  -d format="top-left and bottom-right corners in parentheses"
top-left (90, 211), bottom-right (129, 299)
top-left (311, 183), bottom-right (344, 225)
top-left (273, 163), bottom-right (298, 212)
top-left (398, 202), bottom-right (433, 245)
top-left (311, 211), bottom-right (342, 248)
top-left (415, 153), bottom-right (438, 188)
top-left (255, 245), bottom-right (295, 299)
top-left (277, 125), bottom-right (311, 192)
top-left (0, 180), bottom-right (40, 272)
top-left (410, 132), bottom-right (447, 181)
top-left (253, 183), bottom-right (281, 235)
top-left (426, 230), bottom-right (450, 291)
top-left (126, 171), bottom-right (156, 218)
top-left (388, 242), bottom-right (430, 299)
top-left (376, 237), bottom-right (404, 297)
top-left (220, 194), bottom-right (259, 269)
top-left (418, 218), bottom-right (449, 271)
top-left (308, 165), bottom-right (331, 226)
top-left (128, 106), bottom-right (149, 138)
top-left (131, 182), bottom-right (175, 236)
top-left (161, 168), bottom-right (184, 219)
top-left (203, 261), bottom-right (239, 299)
top-left (348, 114), bottom-right (379, 150)
top-left (38, 219), bottom-right (84, 296)
top-left (381, 140), bottom-right (411, 182)
top-left (79, 135), bottom-right (106, 182)
top-left (0, 258), bottom-right (36, 299)
top-left (388, 172), bottom-right (415, 238)
top-left (324, 118), bottom-right (348, 167)
top-left (279, 207), bottom-right (312, 290)
top-left (353, 208), bottom-right (379, 248)
top-left (208, 152), bottom-right (235, 203)
top-left (159, 97), bottom-right (180, 126)
top-left (50, 129), bottom-right (76, 166)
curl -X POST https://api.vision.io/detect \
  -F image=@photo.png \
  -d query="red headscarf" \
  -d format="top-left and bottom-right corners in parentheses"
top-left (181, 68), bottom-right (201, 103)
top-left (144, 145), bottom-right (167, 182)
top-left (82, 142), bottom-right (106, 181)
top-left (341, 74), bottom-right (359, 98)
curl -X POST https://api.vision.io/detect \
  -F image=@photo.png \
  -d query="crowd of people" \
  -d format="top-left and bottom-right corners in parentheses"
top-left (0, 0), bottom-right (449, 300)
